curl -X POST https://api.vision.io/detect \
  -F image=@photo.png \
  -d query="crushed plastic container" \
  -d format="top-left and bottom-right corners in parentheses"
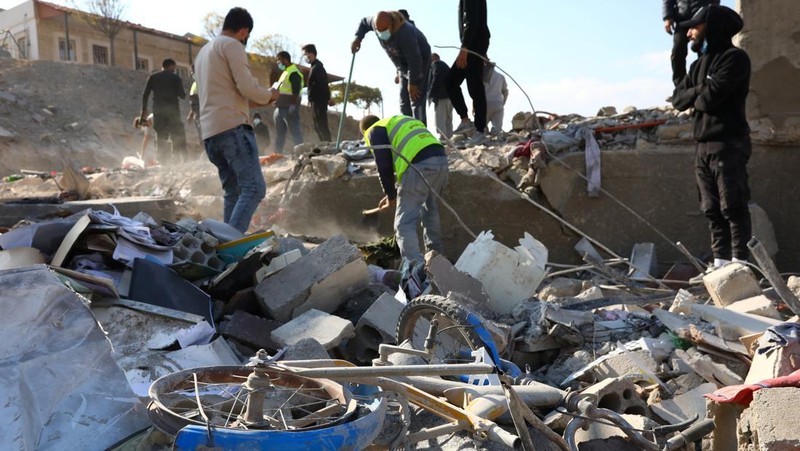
top-left (455, 231), bottom-right (548, 315)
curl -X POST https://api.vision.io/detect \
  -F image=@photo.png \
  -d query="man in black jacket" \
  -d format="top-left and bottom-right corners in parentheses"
top-left (447, 0), bottom-right (490, 146)
top-left (142, 58), bottom-right (187, 163)
top-left (672, 5), bottom-right (751, 271)
top-left (428, 53), bottom-right (452, 139)
top-left (302, 44), bottom-right (331, 142)
top-left (663, 0), bottom-right (720, 86)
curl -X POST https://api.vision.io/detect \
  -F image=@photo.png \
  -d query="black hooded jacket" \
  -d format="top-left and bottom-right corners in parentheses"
top-left (662, 0), bottom-right (719, 22)
top-left (672, 5), bottom-right (750, 144)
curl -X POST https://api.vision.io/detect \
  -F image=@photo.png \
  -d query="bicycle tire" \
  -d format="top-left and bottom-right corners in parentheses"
top-left (395, 294), bottom-right (484, 364)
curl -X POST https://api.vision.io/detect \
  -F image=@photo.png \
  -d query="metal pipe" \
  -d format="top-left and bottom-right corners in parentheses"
top-left (748, 237), bottom-right (800, 315)
top-left (335, 52), bottom-right (356, 152)
top-left (281, 363), bottom-right (494, 378)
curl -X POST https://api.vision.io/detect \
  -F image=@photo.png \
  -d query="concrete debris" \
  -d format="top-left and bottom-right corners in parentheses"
top-left (738, 387), bottom-right (800, 451)
top-left (702, 263), bottom-right (763, 307)
top-left (271, 308), bottom-right (355, 350)
top-left (650, 382), bottom-right (716, 425)
top-left (310, 154), bottom-right (348, 180)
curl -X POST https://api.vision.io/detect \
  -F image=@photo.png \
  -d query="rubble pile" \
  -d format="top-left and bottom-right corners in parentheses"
top-left (0, 201), bottom-right (798, 449)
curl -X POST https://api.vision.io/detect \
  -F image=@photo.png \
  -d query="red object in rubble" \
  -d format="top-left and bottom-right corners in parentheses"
top-left (704, 368), bottom-right (800, 407)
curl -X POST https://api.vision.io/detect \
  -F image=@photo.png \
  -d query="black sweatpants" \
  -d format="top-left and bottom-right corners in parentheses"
top-left (153, 110), bottom-right (187, 163)
top-left (695, 138), bottom-right (752, 260)
top-left (446, 44), bottom-right (488, 133)
top-left (310, 100), bottom-right (331, 142)
top-left (671, 25), bottom-right (690, 87)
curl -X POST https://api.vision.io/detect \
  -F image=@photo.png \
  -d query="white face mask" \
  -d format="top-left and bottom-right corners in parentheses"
top-left (253, 118), bottom-right (261, 125)
top-left (376, 29), bottom-right (391, 41)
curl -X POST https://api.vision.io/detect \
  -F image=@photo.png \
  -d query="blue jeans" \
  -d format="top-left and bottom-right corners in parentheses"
top-left (399, 72), bottom-right (429, 126)
top-left (394, 155), bottom-right (449, 264)
top-left (204, 126), bottom-right (266, 233)
top-left (273, 105), bottom-right (304, 153)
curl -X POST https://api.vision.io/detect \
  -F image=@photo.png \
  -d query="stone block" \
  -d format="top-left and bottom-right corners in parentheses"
top-left (255, 249), bottom-right (302, 283)
top-left (650, 382), bottom-right (715, 425)
top-left (726, 295), bottom-right (781, 320)
top-left (355, 293), bottom-right (405, 347)
top-left (537, 277), bottom-right (584, 301)
top-left (256, 235), bottom-right (368, 322)
top-left (703, 263), bottom-right (762, 307)
top-left (311, 155), bottom-right (348, 180)
top-left (738, 387), bottom-right (800, 451)
top-left (271, 309), bottom-right (355, 350)
top-left (282, 337), bottom-right (330, 361)
top-left (593, 350), bottom-right (659, 381)
top-left (218, 310), bottom-right (281, 352)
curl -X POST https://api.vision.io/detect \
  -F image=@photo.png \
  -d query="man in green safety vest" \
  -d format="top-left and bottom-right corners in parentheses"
top-left (360, 115), bottom-right (449, 264)
top-left (274, 51), bottom-right (304, 153)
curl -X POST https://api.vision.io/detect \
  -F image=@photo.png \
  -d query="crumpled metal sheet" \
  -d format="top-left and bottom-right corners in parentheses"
top-left (0, 265), bottom-right (149, 450)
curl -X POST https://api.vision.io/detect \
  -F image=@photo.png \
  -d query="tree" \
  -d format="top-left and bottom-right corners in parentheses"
top-left (330, 81), bottom-right (383, 114)
top-left (201, 12), bottom-right (223, 40)
top-left (75, 0), bottom-right (126, 66)
top-left (250, 34), bottom-right (302, 63)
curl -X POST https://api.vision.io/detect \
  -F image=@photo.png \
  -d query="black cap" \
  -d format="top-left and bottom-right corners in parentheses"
top-left (680, 6), bottom-right (710, 28)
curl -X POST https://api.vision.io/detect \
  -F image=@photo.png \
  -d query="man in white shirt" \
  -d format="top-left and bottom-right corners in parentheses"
top-left (194, 7), bottom-right (279, 233)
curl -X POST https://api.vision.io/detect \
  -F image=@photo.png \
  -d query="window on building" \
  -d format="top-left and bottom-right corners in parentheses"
top-left (17, 37), bottom-right (27, 59)
top-left (93, 45), bottom-right (108, 65)
top-left (136, 57), bottom-right (149, 72)
top-left (176, 66), bottom-right (189, 80)
top-left (58, 38), bottom-right (75, 61)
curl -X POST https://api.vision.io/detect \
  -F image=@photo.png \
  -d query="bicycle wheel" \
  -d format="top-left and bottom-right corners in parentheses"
top-left (148, 364), bottom-right (356, 435)
top-left (396, 294), bottom-right (484, 364)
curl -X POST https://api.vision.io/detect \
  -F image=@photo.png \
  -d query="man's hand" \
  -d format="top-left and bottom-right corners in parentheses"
top-left (186, 111), bottom-right (196, 123)
top-left (456, 48), bottom-right (468, 69)
top-left (664, 19), bottom-right (674, 35)
top-left (351, 38), bottom-right (362, 54)
top-left (378, 195), bottom-right (396, 211)
top-left (394, 73), bottom-right (400, 84)
top-left (408, 83), bottom-right (420, 102)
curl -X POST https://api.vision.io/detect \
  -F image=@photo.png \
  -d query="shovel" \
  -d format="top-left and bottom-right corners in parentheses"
top-left (361, 204), bottom-right (390, 229)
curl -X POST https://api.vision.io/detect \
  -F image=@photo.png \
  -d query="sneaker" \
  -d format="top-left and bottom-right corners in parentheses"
top-left (465, 131), bottom-right (488, 147)
top-left (453, 120), bottom-right (475, 134)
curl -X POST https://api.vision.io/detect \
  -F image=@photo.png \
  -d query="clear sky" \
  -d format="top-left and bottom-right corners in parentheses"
top-left (3, 0), bottom-right (736, 126)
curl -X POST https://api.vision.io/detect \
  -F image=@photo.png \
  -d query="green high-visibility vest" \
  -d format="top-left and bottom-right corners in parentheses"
top-left (277, 64), bottom-right (303, 95)
top-left (364, 115), bottom-right (440, 181)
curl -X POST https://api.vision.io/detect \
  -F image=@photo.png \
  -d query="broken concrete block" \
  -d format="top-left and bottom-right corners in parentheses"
top-left (726, 295), bottom-right (781, 320)
top-left (688, 303), bottom-right (783, 338)
top-left (738, 387), bottom-right (800, 451)
top-left (354, 293), bottom-right (405, 348)
top-left (218, 310), bottom-right (282, 352)
top-left (702, 263), bottom-right (762, 307)
top-left (573, 414), bottom-right (656, 448)
top-left (674, 348), bottom-right (744, 387)
top-left (788, 276), bottom-right (800, 301)
top-left (575, 285), bottom-right (603, 301)
top-left (545, 376), bottom-right (648, 433)
top-left (310, 155), bottom-right (347, 180)
top-left (282, 337), bottom-right (330, 361)
top-left (271, 309), bottom-right (355, 350)
top-left (255, 249), bottom-right (302, 283)
top-left (537, 277), bottom-right (584, 301)
top-left (744, 338), bottom-right (800, 384)
top-left (596, 106), bottom-right (618, 117)
top-left (427, 254), bottom-right (490, 310)
top-left (650, 382), bottom-right (715, 425)
top-left (593, 350), bottom-right (659, 381)
top-left (256, 235), bottom-right (368, 322)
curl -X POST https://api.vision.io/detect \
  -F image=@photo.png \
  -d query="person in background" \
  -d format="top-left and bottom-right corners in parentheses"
top-left (352, 10), bottom-right (431, 125)
top-left (483, 61), bottom-right (508, 137)
top-left (428, 53), bottom-right (453, 139)
top-left (302, 44), bottom-right (332, 142)
top-left (186, 64), bottom-right (202, 149)
top-left (194, 7), bottom-right (279, 233)
top-left (360, 114), bottom-right (449, 265)
top-left (273, 51), bottom-right (304, 154)
top-left (447, 0), bottom-right (491, 146)
top-left (663, 0), bottom-right (720, 86)
top-left (252, 112), bottom-right (271, 151)
top-left (141, 58), bottom-right (187, 163)
top-left (672, 5), bottom-right (752, 275)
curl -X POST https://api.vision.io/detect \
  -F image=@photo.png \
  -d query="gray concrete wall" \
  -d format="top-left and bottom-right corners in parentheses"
top-left (737, 0), bottom-right (800, 138)
top-left (278, 144), bottom-right (800, 272)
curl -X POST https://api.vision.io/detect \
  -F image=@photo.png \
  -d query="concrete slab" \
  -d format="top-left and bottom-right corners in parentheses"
top-left (726, 295), bottom-right (782, 320)
top-left (593, 350), bottom-right (659, 381)
top-left (256, 235), bottom-right (369, 322)
top-left (218, 310), bottom-right (282, 352)
top-left (650, 382), bottom-right (715, 425)
top-left (355, 293), bottom-right (405, 347)
top-left (702, 263), bottom-right (762, 307)
top-left (271, 309), bottom-right (355, 350)
top-left (427, 254), bottom-right (491, 310)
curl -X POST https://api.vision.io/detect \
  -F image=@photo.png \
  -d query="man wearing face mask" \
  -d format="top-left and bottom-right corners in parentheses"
top-left (194, 7), bottom-right (279, 233)
top-left (351, 10), bottom-right (431, 125)
top-left (302, 44), bottom-right (332, 142)
top-left (273, 51), bottom-right (304, 154)
top-left (672, 5), bottom-right (752, 276)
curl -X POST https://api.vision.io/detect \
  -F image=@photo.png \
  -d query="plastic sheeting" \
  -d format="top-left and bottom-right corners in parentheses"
top-left (0, 265), bottom-right (149, 449)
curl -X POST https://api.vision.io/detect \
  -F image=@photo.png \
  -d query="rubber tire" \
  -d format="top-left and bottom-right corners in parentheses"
top-left (395, 294), bottom-right (484, 363)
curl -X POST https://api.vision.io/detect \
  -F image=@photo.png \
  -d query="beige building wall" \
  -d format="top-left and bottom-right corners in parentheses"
top-left (737, 0), bottom-right (800, 141)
